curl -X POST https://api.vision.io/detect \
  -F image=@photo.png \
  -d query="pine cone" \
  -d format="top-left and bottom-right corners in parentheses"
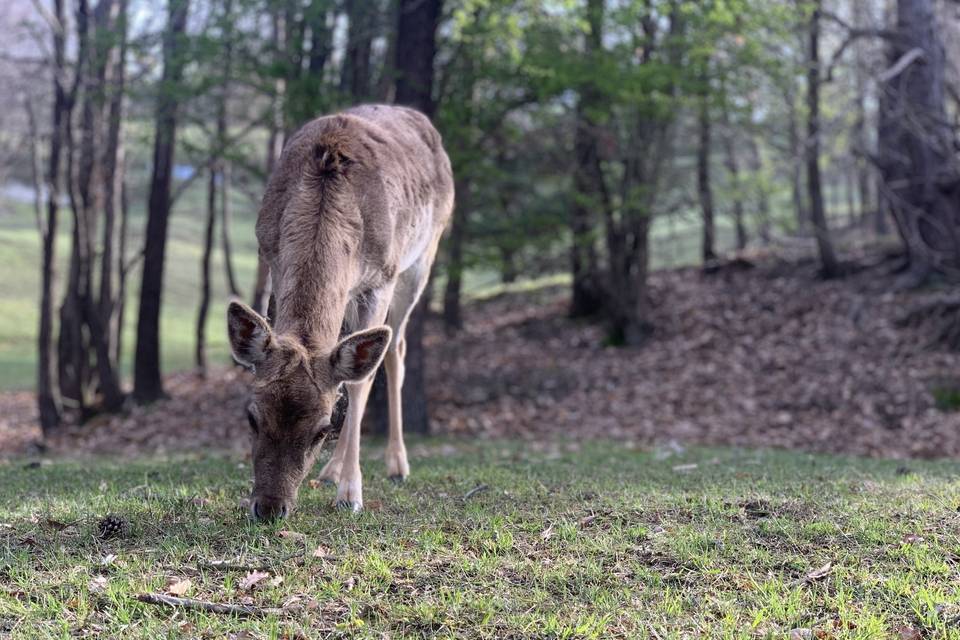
top-left (96, 514), bottom-right (128, 540)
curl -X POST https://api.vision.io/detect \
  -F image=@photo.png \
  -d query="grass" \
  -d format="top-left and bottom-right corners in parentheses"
top-left (2, 440), bottom-right (959, 638)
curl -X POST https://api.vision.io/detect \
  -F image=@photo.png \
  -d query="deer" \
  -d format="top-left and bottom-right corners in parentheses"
top-left (227, 105), bottom-right (453, 520)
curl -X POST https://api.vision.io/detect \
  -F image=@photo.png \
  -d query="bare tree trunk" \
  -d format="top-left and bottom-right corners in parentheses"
top-left (341, 1), bottom-right (375, 100)
top-left (852, 0), bottom-right (875, 228)
top-left (805, 0), bottom-right (841, 278)
top-left (133, 0), bottom-right (190, 404)
top-left (697, 90), bottom-right (717, 263)
top-left (878, 0), bottom-right (959, 276)
top-left (36, 0), bottom-right (69, 433)
top-left (392, 0), bottom-right (442, 435)
top-left (218, 0), bottom-right (240, 299)
top-left (442, 178), bottom-right (468, 334)
top-left (196, 166), bottom-right (217, 375)
top-left (720, 93), bottom-right (746, 250)
top-left (569, 0), bottom-right (606, 318)
top-left (747, 135), bottom-right (772, 243)
top-left (785, 87), bottom-right (808, 232)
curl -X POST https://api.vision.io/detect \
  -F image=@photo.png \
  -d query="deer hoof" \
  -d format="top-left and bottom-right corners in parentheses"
top-left (389, 474), bottom-right (406, 484)
top-left (335, 499), bottom-right (362, 513)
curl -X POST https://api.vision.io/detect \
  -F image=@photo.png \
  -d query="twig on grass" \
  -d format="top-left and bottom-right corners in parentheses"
top-left (463, 484), bottom-right (489, 501)
top-left (136, 593), bottom-right (284, 617)
top-left (196, 549), bottom-right (306, 573)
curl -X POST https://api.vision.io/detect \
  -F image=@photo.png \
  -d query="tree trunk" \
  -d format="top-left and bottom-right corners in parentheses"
top-left (196, 167), bottom-right (217, 375)
top-left (442, 178), bottom-right (468, 334)
top-left (218, 0), bottom-right (240, 298)
top-left (133, 0), bottom-right (190, 404)
top-left (37, 0), bottom-right (69, 434)
top-left (569, 0), bottom-right (606, 318)
top-left (805, 0), bottom-right (841, 278)
top-left (785, 87), bottom-right (808, 232)
top-left (341, 1), bottom-right (375, 100)
top-left (878, 0), bottom-right (959, 275)
top-left (852, 0), bottom-right (874, 228)
top-left (747, 135), bottom-right (772, 243)
top-left (697, 91), bottom-right (717, 263)
top-left (720, 95), bottom-right (746, 250)
top-left (391, 0), bottom-right (443, 435)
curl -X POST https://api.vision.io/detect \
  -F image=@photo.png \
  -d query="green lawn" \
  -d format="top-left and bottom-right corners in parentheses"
top-left (2, 441), bottom-right (958, 638)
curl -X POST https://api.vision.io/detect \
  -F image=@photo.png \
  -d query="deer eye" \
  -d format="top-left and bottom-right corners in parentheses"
top-left (246, 406), bottom-right (259, 433)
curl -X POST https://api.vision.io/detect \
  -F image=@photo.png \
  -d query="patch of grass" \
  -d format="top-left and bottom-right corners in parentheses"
top-left (933, 384), bottom-right (960, 412)
top-left (1, 441), bottom-right (959, 638)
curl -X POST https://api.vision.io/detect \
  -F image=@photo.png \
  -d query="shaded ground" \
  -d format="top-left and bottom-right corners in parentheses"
top-left (2, 247), bottom-right (959, 459)
top-left (2, 443), bottom-right (959, 638)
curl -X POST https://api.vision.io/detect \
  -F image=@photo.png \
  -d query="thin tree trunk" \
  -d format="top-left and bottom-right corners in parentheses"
top-left (218, 0), bottom-right (240, 298)
top-left (37, 0), bottom-right (68, 433)
top-left (196, 166), bottom-right (217, 375)
top-left (785, 87), bottom-right (808, 232)
top-left (805, 0), bottom-right (841, 278)
top-left (720, 94), bottom-right (746, 250)
top-left (133, 0), bottom-right (190, 404)
top-left (747, 135), bottom-right (771, 243)
top-left (698, 91), bottom-right (717, 263)
top-left (569, 0), bottom-right (605, 318)
top-left (442, 178), bottom-right (468, 334)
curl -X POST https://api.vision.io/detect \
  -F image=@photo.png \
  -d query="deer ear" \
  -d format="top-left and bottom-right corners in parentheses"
top-left (227, 300), bottom-right (273, 369)
top-left (330, 326), bottom-right (392, 383)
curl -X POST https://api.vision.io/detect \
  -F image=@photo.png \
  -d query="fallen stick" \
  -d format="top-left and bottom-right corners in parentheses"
top-left (136, 593), bottom-right (284, 617)
top-left (463, 484), bottom-right (489, 501)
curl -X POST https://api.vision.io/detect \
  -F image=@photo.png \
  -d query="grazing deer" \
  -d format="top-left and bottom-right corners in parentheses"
top-left (227, 105), bottom-right (453, 519)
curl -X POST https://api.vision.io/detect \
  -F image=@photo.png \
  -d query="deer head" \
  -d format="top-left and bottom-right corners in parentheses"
top-left (227, 301), bottom-right (390, 521)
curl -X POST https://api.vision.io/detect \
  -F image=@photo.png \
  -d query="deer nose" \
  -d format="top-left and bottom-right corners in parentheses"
top-left (251, 497), bottom-right (289, 522)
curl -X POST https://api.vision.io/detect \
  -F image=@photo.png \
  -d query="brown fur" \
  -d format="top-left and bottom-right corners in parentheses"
top-left (228, 105), bottom-right (454, 519)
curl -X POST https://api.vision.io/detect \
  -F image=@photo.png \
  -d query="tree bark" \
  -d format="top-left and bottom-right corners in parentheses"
top-left (785, 86), bottom-right (808, 232)
top-left (720, 93), bottom-right (746, 250)
top-left (391, 0), bottom-right (442, 435)
top-left (805, 0), bottom-right (841, 278)
top-left (341, 1), bottom-right (375, 100)
top-left (37, 0), bottom-right (69, 433)
top-left (196, 166), bottom-right (217, 375)
top-left (569, 0), bottom-right (606, 318)
top-left (442, 178), bottom-right (468, 334)
top-left (878, 0), bottom-right (959, 276)
top-left (697, 90), bottom-right (717, 263)
top-left (133, 0), bottom-right (190, 403)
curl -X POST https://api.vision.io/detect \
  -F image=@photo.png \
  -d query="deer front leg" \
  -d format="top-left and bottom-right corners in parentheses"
top-left (383, 336), bottom-right (409, 482)
top-left (317, 432), bottom-right (346, 484)
top-left (335, 377), bottom-right (375, 512)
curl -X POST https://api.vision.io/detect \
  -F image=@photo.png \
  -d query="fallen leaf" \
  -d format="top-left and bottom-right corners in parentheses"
top-left (579, 514), bottom-right (597, 527)
top-left (43, 518), bottom-right (70, 531)
top-left (901, 533), bottom-right (924, 544)
top-left (269, 575), bottom-right (284, 587)
top-left (672, 463), bottom-right (699, 472)
top-left (540, 525), bottom-right (554, 541)
top-left (788, 629), bottom-right (813, 640)
top-left (312, 545), bottom-right (331, 558)
top-left (278, 530), bottom-right (305, 541)
top-left (239, 570), bottom-right (271, 591)
top-left (366, 500), bottom-right (383, 511)
top-left (88, 575), bottom-right (108, 593)
top-left (165, 578), bottom-right (192, 596)
top-left (344, 576), bottom-right (356, 591)
top-left (308, 479), bottom-right (323, 489)
top-left (238, 596), bottom-right (255, 606)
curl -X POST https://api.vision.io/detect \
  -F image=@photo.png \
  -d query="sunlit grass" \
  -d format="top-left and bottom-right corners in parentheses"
top-left (1, 441), bottom-right (958, 638)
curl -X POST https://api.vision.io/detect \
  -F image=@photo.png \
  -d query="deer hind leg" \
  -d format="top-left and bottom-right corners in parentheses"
top-left (333, 287), bottom-right (394, 512)
top-left (382, 242), bottom-right (440, 482)
top-left (383, 336), bottom-right (409, 481)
